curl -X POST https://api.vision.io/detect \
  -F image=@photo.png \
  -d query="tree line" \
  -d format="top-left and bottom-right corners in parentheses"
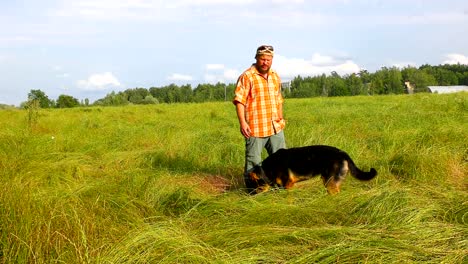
top-left (20, 64), bottom-right (468, 108)
top-left (94, 83), bottom-right (236, 106)
top-left (288, 63), bottom-right (468, 97)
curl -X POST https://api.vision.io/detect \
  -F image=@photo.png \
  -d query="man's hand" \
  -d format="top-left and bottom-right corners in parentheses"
top-left (240, 121), bottom-right (251, 139)
top-left (235, 102), bottom-right (251, 138)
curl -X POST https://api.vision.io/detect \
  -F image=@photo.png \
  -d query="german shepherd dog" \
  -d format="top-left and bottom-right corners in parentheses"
top-left (246, 145), bottom-right (377, 194)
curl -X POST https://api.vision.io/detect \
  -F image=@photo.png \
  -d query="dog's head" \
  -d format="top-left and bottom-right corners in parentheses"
top-left (246, 165), bottom-right (271, 194)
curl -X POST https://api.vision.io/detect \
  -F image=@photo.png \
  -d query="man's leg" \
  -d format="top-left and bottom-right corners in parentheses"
top-left (244, 136), bottom-right (266, 174)
top-left (265, 130), bottom-right (286, 155)
top-left (244, 137), bottom-right (266, 190)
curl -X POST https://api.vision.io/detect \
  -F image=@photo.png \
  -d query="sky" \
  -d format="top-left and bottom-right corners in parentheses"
top-left (1, 0), bottom-right (468, 106)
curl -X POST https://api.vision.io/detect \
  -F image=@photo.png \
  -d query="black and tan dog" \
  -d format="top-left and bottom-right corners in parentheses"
top-left (245, 145), bottom-right (377, 194)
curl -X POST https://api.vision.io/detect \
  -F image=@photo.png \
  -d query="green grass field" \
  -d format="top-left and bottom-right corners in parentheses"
top-left (1, 93), bottom-right (467, 263)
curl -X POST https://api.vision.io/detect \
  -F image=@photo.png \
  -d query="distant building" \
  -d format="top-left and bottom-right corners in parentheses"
top-left (404, 81), bottom-right (415, 94)
top-left (281, 81), bottom-right (291, 92)
top-left (427, 86), bottom-right (468, 94)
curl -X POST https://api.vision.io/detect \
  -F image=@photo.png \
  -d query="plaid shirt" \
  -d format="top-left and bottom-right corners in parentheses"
top-left (233, 65), bottom-right (285, 137)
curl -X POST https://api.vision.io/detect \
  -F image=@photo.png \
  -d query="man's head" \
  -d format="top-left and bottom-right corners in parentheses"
top-left (255, 45), bottom-right (274, 74)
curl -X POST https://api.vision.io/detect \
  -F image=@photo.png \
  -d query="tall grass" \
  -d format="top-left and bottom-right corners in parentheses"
top-left (0, 93), bottom-right (466, 263)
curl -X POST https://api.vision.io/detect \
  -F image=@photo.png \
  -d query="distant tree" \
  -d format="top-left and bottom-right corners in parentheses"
top-left (437, 69), bottom-right (458, 85)
top-left (319, 74), bottom-right (329, 96)
top-left (0, 104), bottom-right (15, 109)
top-left (401, 66), bottom-right (437, 92)
top-left (180, 84), bottom-right (194, 102)
top-left (371, 67), bottom-right (403, 95)
top-left (142, 95), bottom-right (159, 104)
top-left (89, 63), bottom-right (466, 105)
top-left (370, 71), bottom-right (385, 95)
top-left (225, 83), bottom-right (236, 101)
top-left (358, 69), bottom-right (372, 84)
top-left (290, 76), bottom-right (323, 98)
top-left (385, 67), bottom-right (404, 94)
top-left (149, 87), bottom-right (164, 102)
top-left (149, 84), bottom-right (190, 103)
top-left (346, 73), bottom-right (365, 95)
top-left (56, 94), bottom-right (80, 108)
top-left (290, 74), bottom-right (328, 97)
top-left (420, 65), bottom-right (458, 85)
top-left (93, 91), bottom-right (128, 106)
top-left (165, 84), bottom-right (179, 103)
top-left (328, 71), bottom-right (349, 96)
top-left (290, 76), bottom-right (304, 97)
top-left (293, 82), bottom-right (318, 98)
top-left (213, 82), bottom-right (228, 101)
top-left (28, 89), bottom-right (53, 108)
top-left (124, 88), bottom-right (149, 104)
top-left (460, 72), bottom-right (468, 85)
top-left (440, 63), bottom-right (468, 79)
top-left (193, 83), bottom-right (224, 102)
top-left (193, 84), bottom-right (210, 102)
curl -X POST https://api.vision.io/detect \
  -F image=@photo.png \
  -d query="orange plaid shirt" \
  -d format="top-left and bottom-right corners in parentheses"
top-left (233, 65), bottom-right (285, 137)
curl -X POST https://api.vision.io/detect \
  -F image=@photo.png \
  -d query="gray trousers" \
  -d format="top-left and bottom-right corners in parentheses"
top-left (244, 130), bottom-right (286, 179)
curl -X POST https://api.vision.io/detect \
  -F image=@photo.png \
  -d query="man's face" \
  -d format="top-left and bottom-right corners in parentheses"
top-left (255, 55), bottom-right (273, 74)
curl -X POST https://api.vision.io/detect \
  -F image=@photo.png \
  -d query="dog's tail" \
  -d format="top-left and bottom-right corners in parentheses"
top-left (347, 157), bottom-right (377, 181)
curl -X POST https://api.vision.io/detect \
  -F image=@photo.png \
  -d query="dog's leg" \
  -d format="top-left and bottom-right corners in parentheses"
top-left (323, 161), bottom-right (348, 194)
top-left (333, 160), bottom-right (348, 193)
top-left (322, 171), bottom-right (345, 195)
top-left (283, 169), bottom-right (298, 189)
top-left (322, 176), bottom-right (339, 194)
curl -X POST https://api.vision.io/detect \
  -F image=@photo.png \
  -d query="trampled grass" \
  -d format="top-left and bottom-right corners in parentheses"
top-left (0, 93), bottom-right (467, 263)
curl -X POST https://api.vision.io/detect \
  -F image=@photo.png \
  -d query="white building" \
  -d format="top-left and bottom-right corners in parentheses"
top-left (427, 86), bottom-right (468, 94)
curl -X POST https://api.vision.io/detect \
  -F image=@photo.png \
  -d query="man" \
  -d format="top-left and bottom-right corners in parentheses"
top-left (233, 45), bottom-right (286, 191)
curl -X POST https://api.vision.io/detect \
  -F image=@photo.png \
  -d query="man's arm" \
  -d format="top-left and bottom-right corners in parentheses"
top-left (278, 102), bottom-right (284, 120)
top-left (276, 74), bottom-right (284, 121)
top-left (235, 102), bottom-right (251, 139)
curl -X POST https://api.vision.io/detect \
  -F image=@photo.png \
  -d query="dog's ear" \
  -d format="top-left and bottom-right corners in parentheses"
top-left (249, 170), bottom-right (260, 181)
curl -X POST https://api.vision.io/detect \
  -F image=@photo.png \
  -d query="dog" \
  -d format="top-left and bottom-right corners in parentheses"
top-left (245, 145), bottom-right (377, 194)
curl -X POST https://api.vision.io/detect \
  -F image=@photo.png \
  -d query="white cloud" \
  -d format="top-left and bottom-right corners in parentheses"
top-left (52, 0), bottom-right (259, 22)
top-left (443, 54), bottom-right (468, 65)
top-left (77, 72), bottom-right (121, 91)
top-left (205, 53), bottom-right (360, 83)
top-left (357, 12), bottom-right (468, 26)
top-left (172, 0), bottom-right (307, 7)
top-left (52, 65), bottom-right (63, 71)
top-left (272, 0), bottom-right (304, 4)
top-left (51, 65), bottom-right (70, 78)
top-left (274, 54), bottom-right (361, 79)
top-left (170, 0), bottom-right (255, 7)
top-left (167, 73), bottom-right (193, 81)
top-left (204, 74), bottom-right (217, 83)
top-left (56, 73), bottom-right (70, 78)
top-left (50, 0), bottom-right (310, 22)
top-left (53, 0), bottom-right (168, 21)
top-left (391, 61), bottom-right (417, 69)
top-left (204, 65), bottom-right (239, 83)
top-left (206, 64), bottom-right (225, 70)
top-left (223, 69), bottom-right (239, 80)
top-left (0, 36), bottom-right (33, 42)
top-left (310, 53), bottom-right (337, 66)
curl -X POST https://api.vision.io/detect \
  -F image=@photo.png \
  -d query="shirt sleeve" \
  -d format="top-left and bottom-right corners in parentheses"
top-left (276, 72), bottom-right (284, 104)
top-left (233, 73), bottom-right (250, 105)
